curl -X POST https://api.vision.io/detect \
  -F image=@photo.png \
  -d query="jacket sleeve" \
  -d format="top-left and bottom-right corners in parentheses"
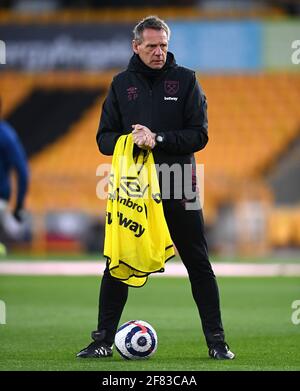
top-left (156, 73), bottom-right (208, 155)
top-left (5, 127), bottom-right (29, 211)
top-left (96, 82), bottom-right (123, 156)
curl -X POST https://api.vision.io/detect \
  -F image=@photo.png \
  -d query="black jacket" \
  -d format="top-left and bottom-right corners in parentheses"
top-left (97, 52), bottom-right (208, 198)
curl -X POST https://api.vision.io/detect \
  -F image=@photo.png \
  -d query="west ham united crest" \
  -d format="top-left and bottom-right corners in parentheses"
top-left (164, 80), bottom-right (179, 95)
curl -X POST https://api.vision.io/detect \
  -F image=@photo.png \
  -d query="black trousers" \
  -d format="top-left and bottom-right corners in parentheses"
top-left (97, 199), bottom-right (225, 348)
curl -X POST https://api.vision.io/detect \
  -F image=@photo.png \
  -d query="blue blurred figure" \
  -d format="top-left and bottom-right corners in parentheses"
top-left (0, 97), bottom-right (29, 239)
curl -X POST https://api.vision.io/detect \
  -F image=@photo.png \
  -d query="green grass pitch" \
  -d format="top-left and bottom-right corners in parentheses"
top-left (0, 275), bottom-right (299, 371)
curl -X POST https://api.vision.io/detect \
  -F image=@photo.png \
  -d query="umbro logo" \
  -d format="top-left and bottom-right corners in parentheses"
top-left (164, 96), bottom-right (178, 101)
top-left (127, 86), bottom-right (138, 101)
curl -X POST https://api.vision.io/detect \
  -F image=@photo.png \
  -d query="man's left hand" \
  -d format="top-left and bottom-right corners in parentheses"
top-left (132, 124), bottom-right (156, 149)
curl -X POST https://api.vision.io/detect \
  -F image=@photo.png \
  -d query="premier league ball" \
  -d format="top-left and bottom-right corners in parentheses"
top-left (114, 320), bottom-right (158, 360)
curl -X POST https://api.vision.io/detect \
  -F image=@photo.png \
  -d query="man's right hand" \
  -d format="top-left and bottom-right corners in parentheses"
top-left (132, 124), bottom-right (156, 149)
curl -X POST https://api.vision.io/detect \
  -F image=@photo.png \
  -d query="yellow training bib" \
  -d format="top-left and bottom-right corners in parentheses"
top-left (103, 134), bottom-right (175, 287)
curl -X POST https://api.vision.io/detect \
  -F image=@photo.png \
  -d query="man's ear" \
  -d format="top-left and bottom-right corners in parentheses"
top-left (132, 40), bottom-right (139, 54)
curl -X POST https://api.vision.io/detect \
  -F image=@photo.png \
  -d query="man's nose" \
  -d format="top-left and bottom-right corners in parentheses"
top-left (154, 46), bottom-right (163, 56)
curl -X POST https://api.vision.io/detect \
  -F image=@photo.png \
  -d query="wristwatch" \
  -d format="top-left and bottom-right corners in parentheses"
top-left (155, 133), bottom-right (165, 144)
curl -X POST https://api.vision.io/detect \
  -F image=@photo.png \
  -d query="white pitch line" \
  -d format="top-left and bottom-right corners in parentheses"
top-left (0, 262), bottom-right (300, 276)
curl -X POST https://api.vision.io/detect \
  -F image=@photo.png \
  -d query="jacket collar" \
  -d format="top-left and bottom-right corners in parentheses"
top-left (127, 52), bottom-right (176, 78)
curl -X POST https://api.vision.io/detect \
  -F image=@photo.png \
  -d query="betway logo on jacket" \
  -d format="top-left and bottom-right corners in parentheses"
top-left (164, 96), bottom-right (178, 101)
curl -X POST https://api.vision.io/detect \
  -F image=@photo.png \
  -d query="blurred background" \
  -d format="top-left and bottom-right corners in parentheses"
top-left (0, 0), bottom-right (300, 260)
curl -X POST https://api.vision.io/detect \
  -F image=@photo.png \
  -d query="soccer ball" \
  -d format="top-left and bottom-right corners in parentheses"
top-left (114, 320), bottom-right (158, 360)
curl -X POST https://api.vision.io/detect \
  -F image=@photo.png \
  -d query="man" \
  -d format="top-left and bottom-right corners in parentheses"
top-left (77, 16), bottom-right (235, 360)
top-left (0, 97), bottom-right (29, 241)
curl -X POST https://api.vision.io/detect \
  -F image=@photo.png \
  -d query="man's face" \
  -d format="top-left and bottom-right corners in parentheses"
top-left (132, 28), bottom-right (168, 69)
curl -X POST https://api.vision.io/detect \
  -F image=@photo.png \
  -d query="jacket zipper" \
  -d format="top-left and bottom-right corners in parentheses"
top-left (149, 88), bottom-right (153, 130)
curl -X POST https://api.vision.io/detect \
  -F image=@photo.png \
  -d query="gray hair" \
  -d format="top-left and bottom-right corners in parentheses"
top-left (133, 16), bottom-right (171, 43)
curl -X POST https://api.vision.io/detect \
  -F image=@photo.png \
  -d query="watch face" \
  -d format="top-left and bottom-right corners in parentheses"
top-left (157, 135), bottom-right (163, 143)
